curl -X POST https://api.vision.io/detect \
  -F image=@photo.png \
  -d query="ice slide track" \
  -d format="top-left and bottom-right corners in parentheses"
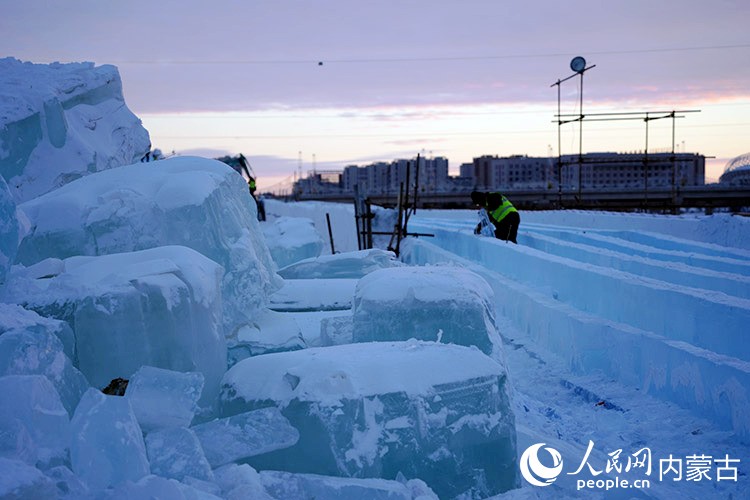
top-left (403, 215), bottom-right (750, 441)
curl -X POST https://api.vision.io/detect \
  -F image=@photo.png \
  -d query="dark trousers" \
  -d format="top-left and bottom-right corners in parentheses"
top-left (494, 211), bottom-right (520, 243)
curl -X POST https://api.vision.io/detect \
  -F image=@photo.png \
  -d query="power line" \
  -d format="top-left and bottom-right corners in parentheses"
top-left (108, 43), bottom-right (750, 65)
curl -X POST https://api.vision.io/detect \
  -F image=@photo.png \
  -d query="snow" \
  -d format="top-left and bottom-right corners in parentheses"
top-left (1, 59), bottom-right (748, 499)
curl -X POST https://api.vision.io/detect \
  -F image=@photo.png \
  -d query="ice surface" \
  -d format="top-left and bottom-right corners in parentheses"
top-left (213, 463), bottom-right (274, 500)
top-left (259, 470), bottom-right (438, 500)
top-left (0, 175), bottom-right (19, 287)
top-left (262, 216), bottom-right (324, 268)
top-left (229, 309), bottom-right (306, 366)
top-left (0, 58), bottom-right (150, 204)
top-left (264, 198), bottom-right (359, 254)
top-left (5, 246), bottom-right (227, 404)
top-left (15, 156), bottom-right (281, 337)
top-left (45, 465), bottom-right (91, 500)
top-left (320, 314), bottom-right (354, 346)
top-left (221, 341), bottom-right (517, 499)
top-left (269, 278), bottom-right (358, 312)
top-left (352, 266), bottom-right (502, 357)
top-left (0, 324), bottom-right (89, 416)
top-left (145, 426), bottom-right (213, 482)
top-left (0, 302), bottom-right (76, 363)
top-left (0, 374), bottom-right (70, 466)
top-left (277, 249), bottom-right (402, 279)
top-left (0, 457), bottom-right (56, 499)
top-left (126, 366), bottom-right (204, 432)
top-left (191, 407), bottom-right (300, 468)
top-left (101, 474), bottom-right (223, 500)
top-left (70, 388), bottom-right (149, 491)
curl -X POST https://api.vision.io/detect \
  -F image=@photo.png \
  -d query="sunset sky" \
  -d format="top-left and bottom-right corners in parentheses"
top-left (3, 0), bottom-right (749, 189)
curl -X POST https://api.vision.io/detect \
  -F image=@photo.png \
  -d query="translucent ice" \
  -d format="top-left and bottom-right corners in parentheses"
top-left (126, 366), bottom-right (204, 432)
top-left (277, 249), bottom-right (402, 279)
top-left (145, 427), bottom-right (213, 482)
top-left (228, 309), bottom-right (306, 366)
top-left (260, 470), bottom-right (438, 500)
top-left (262, 216), bottom-right (324, 268)
top-left (7, 246), bottom-right (227, 404)
top-left (0, 302), bottom-right (76, 364)
top-left (102, 474), bottom-right (223, 500)
top-left (0, 321), bottom-right (89, 416)
top-left (70, 388), bottom-right (150, 491)
top-left (213, 463), bottom-right (273, 500)
top-left (0, 174), bottom-right (18, 287)
top-left (352, 266), bottom-right (502, 357)
top-left (0, 457), bottom-right (56, 499)
top-left (0, 58), bottom-right (150, 204)
top-left (0, 374), bottom-right (70, 466)
top-left (220, 341), bottom-right (517, 499)
top-left (319, 314), bottom-right (354, 346)
top-left (15, 156), bottom-right (281, 337)
top-left (45, 465), bottom-right (91, 500)
top-left (269, 278), bottom-right (358, 312)
top-left (191, 407), bottom-right (300, 468)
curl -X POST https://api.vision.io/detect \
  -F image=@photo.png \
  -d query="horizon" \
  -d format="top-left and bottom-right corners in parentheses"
top-left (3, 1), bottom-right (749, 188)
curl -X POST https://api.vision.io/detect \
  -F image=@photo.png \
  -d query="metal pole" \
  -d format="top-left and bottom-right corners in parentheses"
top-left (644, 113), bottom-right (649, 204)
top-left (325, 212), bottom-right (336, 254)
top-left (578, 71), bottom-right (584, 200)
top-left (557, 80), bottom-right (562, 207)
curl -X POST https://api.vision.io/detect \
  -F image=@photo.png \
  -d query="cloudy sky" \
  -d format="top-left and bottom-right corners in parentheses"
top-left (3, 0), bottom-right (749, 188)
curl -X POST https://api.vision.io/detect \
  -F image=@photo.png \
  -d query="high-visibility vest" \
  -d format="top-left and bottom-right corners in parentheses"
top-left (487, 195), bottom-right (517, 224)
top-left (249, 178), bottom-right (256, 191)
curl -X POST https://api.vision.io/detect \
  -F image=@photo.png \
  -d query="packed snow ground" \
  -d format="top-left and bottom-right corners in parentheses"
top-left (268, 200), bottom-right (750, 499)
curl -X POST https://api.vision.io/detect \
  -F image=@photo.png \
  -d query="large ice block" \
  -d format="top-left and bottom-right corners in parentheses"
top-left (0, 323), bottom-right (89, 416)
top-left (0, 374), bottom-right (70, 466)
top-left (277, 249), bottom-right (402, 279)
top-left (262, 216), bottom-right (324, 268)
top-left (0, 174), bottom-right (18, 287)
top-left (126, 366), bottom-right (204, 432)
top-left (0, 302), bottom-right (76, 362)
top-left (220, 341), bottom-right (517, 499)
top-left (260, 471), bottom-right (438, 500)
top-left (229, 309), bottom-right (306, 366)
top-left (70, 388), bottom-right (150, 491)
top-left (15, 156), bottom-right (281, 337)
top-left (191, 407), bottom-right (300, 468)
top-left (0, 457), bottom-right (56, 499)
top-left (145, 426), bottom-right (213, 482)
top-left (352, 266), bottom-right (502, 357)
top-left (6, 246), bottom-right (227, 404)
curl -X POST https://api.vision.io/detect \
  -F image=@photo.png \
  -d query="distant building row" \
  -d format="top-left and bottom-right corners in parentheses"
top-left (294, 152), bottom-right (707, 196)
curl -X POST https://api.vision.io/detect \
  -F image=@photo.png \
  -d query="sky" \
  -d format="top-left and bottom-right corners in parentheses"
top-left (2, 0), bottom-right (750, 189)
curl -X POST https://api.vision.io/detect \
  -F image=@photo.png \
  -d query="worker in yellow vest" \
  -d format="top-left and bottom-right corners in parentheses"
top-left (471, 191), bottom-right (520, 243)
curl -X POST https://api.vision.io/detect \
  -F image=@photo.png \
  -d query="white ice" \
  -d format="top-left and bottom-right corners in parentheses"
top-left (262, 216), bottom-right (324, 268)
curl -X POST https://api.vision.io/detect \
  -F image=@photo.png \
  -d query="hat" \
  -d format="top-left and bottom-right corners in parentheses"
top-left (470, 191), bottom-right (485, 205)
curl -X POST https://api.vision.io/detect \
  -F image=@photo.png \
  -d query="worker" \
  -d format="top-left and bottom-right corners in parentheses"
top-left (471, 191), bottom-right (520, 243)
top-left (248, 176), bottom-right (257, 198)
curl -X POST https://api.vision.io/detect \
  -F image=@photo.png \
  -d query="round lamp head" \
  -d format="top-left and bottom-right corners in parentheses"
top-left (570, 56), bottom-right (586, 73)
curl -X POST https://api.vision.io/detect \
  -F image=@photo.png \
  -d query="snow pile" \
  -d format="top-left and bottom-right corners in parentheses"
top-left (262, 216), bottom-right (324, 269)
top-left (278, 248), bottom-right (403, 279)
top-left (220, 340), bottom-right (518, 499)
top-left (4, 246), bottom-right (227, 404)
top-left (353, 266), bottom-right (503, 358)
top-left (14, 156), bottom-right (281, 337)
top-left (0, 58), bottom-right (150, 204)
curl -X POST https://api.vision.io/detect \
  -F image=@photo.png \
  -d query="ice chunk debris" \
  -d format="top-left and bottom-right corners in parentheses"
top-left (192, 407), bottom-right (300, 468)
top-left (15, 156), bottom-right (281, 336)
top-left (213, 463), bottom-right (274, 500)
top-left (145, 426), bottom-right (213, 482)
top-left (0, 374), bottom-right (70, 467)
top-left (278, 248), bottom-right (402, 279)
top-left (228, 309), bottom-right (306, 366)
top-left (70, 388), bottom-right (149, 491)
top-left (0, 175), bottom-right (19, 287)
top-left (0, 457), bottom-right (56, 499)
top-left (126, 366), bottom-right (204, 432)
top-left (0, 302), bottom-right (77, 365)
top-left (263, 216), bottom-right (324, 268)
top-left (0, 324), bottom-right (89, 416)
top-left (220, 341), bottom-right (517, 499)
top-left (353, 266), bottom-right (502, 357)
top-left (260, 470), bottom-right (438, 500)
top-left (5, 246), bottom-right (227, 405)
top-left (269, 278), bottom-right (358, 312)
